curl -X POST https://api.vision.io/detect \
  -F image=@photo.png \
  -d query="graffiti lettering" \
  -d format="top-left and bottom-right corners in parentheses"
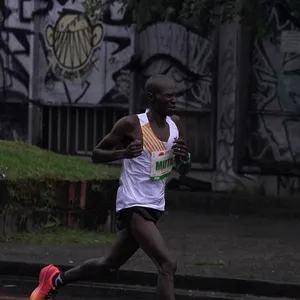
top-left (1, 0), bottom-right (135, 105)
top-left (277, 176), bottom-right (300, 196)
top-left (19, 0), bottom-right (54, 23)
top-left (45, 9), bottom-right (103, 83)
top-left (1, 2), bottom-right (33, 102)
top-left (214, 23), bottom-right (257, 191)
top-left (248, 6), bottom-right (300, 166)
top-left (139, 22), bottom-right (213, 110)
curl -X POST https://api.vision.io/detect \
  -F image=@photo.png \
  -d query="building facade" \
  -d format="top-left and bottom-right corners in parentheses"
top-left (1, 0), bottom-right (300, 196)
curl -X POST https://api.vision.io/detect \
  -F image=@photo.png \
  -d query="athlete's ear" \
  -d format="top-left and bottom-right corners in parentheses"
top-left (147, 92), bottom-right (154, 103)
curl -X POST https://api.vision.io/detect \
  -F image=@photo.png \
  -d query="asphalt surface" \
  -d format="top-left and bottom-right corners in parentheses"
top-left (1, 211), bottom-right (300, 284)
top-left (0, 276), bottom-right (296, 300)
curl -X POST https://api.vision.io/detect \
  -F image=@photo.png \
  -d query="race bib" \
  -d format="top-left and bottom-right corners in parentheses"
top-left (151, 150), bottom-right (174, 180)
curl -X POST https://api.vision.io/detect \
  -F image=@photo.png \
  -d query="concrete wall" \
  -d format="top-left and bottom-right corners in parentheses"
top-left (241, 7), bottom-right (300, 196)
top-left (244, 8), bottom-right (300, 196)
top-left (1, 1), bottom-right (300, 196)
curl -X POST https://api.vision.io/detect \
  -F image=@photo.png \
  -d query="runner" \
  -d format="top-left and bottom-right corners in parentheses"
top-left (30, 74), bottom-right (191, 300)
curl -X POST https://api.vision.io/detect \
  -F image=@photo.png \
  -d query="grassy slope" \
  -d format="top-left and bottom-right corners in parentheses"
top-left (1, 226), bottom-right (116, 244)
top-left (0, 140), bottom-right (120, 180)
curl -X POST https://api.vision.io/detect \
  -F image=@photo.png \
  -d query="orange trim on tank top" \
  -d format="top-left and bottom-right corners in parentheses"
top-left (141, 123), bottom-right (166, 154)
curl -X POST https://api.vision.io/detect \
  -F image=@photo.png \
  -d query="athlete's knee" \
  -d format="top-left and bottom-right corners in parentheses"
top-left (158, 258), bottom-right (177, 275)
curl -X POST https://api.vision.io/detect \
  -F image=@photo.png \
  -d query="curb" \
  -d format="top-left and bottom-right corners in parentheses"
top-left (1, 261), bottom-right (300, 298)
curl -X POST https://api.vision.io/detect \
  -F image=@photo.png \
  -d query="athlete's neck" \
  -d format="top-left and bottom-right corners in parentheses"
top-left (147, 109), bottom-right (166, 128)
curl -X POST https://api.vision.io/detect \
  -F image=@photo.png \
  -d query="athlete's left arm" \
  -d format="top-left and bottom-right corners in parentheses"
top-left (171, 115), bottom-right (191, 176)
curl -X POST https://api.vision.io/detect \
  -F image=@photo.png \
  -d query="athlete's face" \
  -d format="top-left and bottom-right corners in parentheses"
top-left (153, 81), bottom-right (177, 116)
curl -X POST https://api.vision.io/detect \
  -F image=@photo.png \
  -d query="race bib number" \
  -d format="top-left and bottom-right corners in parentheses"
top-left (151, 150), bottom-right (174, 180)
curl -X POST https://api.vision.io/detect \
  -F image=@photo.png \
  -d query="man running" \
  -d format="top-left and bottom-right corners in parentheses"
top-left (30, 74), bottom-right (191, 300)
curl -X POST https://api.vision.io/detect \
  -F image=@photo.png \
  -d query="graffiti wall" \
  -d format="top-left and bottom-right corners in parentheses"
top-left (0, 1), bottom-right (31, 141)
top-left (1, 0), bottom-right (215, 164)
top-left (0, 3), bottom-right (5, 99)
top-left (213, 22), bottom-right (258, 193)
top-left (246, 7), bottom-right (300, 168)
top-left (137, 23), bottom-right (215, 165)
top-left (213, 8), bottom-right (300, 195)
top-left (138, 22), bottom-right (213, 111)
top-left (0, 0), bottom-right (34, 103)
top-left (239, 6), bottom-right (300, 196)
top-left (0, 0), bottom-right (135, 106)
top-left (1, 1), bottom-right (299, 196)
top-left (41, 0), bottom-right (135, 105)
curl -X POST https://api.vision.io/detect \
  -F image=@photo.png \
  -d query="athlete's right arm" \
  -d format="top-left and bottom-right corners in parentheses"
top-left (92, 116), bottom-right (142, 164)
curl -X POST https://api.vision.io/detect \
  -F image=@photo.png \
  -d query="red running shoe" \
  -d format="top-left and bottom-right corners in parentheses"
top-left (30, 264), bottom-right (60, 300)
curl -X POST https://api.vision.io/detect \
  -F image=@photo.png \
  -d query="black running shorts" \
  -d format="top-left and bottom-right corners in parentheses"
top-left (116, 206), bottom-right (164, 232)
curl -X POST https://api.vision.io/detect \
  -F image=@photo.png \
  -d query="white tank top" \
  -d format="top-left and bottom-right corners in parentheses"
top-left (116, 111), bottom-right (179, 212)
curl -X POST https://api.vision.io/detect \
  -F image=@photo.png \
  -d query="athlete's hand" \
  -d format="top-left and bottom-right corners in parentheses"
top-left (172, 138), bottom-right (189, 160)
top-left (124, 140), bottom-right (143, 159)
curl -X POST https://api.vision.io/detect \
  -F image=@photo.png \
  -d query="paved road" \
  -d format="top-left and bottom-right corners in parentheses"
top-left (0, 277), bottom-right (294, 300)
top-left (0, 297), bottom-right (27, 300)
top-left (1, 212), bottom-right (300, 283)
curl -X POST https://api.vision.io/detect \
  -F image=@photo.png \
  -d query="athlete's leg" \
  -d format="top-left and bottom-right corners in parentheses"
top-left (62, 229), bottom-right (139, 282)
top-left (130, 213), bottom-right (177, 300)
top-left (30, 229), bottom-right (139, 300)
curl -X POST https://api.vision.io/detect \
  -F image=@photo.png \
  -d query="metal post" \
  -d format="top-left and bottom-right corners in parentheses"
top-left (27, 0), bottom-right (40, 144)
top-left (129, 24), bottom-right (137, 115)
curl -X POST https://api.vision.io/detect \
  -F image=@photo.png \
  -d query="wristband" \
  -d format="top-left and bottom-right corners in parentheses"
top-left (180, 152), bottom-right (191, 164)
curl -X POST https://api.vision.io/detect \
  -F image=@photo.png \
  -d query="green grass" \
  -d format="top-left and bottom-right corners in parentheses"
top-left (1, 225), bottom-right (116, 244)
top-left (0, 140), bottom-right (120, 180)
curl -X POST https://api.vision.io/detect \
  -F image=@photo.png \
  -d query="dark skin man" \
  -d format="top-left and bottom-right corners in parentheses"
top-left (30, 74), bottom-right (191, 300)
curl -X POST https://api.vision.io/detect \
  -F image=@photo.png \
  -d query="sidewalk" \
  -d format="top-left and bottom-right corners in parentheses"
top-left (1, 211), bottom-right (300, 284)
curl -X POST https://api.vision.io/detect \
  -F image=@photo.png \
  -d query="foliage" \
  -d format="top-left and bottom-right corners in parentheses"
top-left (1, 223), bottom-right (116, 244)
top-left (81, 0), bottom-right (103, 24)
top-left (0, 140), bottom-right (120, 223)
top-left (1, 179), bottom-right (56, 214)
top-left (101, 0), bottom-right (300, 36)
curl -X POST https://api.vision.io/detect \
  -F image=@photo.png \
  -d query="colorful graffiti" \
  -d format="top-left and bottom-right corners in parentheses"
top-left (42, 0), bottom-right (134, 105)
top-left (45, 10), bottom-right (103, 82)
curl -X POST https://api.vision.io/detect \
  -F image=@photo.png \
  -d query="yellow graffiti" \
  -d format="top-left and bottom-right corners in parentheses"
top-left (45, 12), bottom-right (103, 80)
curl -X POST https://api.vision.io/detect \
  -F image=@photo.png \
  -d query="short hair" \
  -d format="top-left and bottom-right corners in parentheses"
top-left (145, 74), bottom-right (172, 94)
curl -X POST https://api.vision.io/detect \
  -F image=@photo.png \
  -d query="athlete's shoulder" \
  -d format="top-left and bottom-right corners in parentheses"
top-left (114, 114), bottom-right (139, 131)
